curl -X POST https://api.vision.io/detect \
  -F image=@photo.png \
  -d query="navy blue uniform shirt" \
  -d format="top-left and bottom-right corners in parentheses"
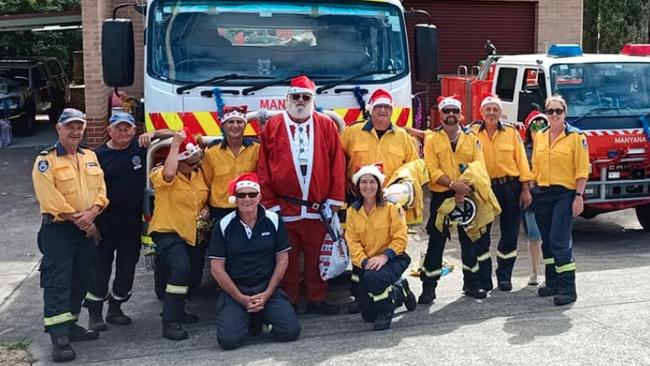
top-left (208, 205), bottom-right (290, 288)
top-left (94, 139), bottom-right (146, 214)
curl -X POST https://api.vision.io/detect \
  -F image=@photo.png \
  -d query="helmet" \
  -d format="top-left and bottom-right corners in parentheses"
top-left (447, 197), bottom-right (477, 226)
top-left (383, 181), bottom-right (415, 208)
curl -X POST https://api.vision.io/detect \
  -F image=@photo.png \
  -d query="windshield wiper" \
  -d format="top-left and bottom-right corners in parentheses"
top-left (241, 75), bottom-right (299, 96)
top-left (316, 69), bottom-right (403, 94)
top-left (569, 106), bottom-right (632, 125)
top-left (176, 73), bottom-right (274, 95)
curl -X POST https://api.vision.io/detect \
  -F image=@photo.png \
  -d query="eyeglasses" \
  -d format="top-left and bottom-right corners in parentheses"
top-left (529, 119), bottom-right (548, 132)
top-left (483, 106), bottom-right (500, 113)
top-left (441, 108), bottom-right (460, 114)
top-left (290, 93), bottom-right (312, 102)
top-left (546, 108), bottom-right (565, 115)
top-left (235, 192), bottom-right (259, 199)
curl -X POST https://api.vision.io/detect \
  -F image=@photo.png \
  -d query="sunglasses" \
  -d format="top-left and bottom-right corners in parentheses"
top-left (529, 119), bottom-right (548, 132)
top-left (546, 108), bottom-right (565, 115)
top-left (441, 108), bottom-right (460, 114)
top-left (290, 94), bottom-right (312, 102)
top-left (235, 192), bottom-right (259, 199)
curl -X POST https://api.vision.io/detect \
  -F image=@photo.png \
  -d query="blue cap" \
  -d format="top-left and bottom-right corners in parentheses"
top-left (109, 112), bottom-right (136, 126)
top-left (58, 108), bottom-right (86, 125)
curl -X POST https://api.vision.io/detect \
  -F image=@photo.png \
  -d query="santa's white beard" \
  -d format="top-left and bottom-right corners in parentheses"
top-left (287, 102), bottom-right (314, 121)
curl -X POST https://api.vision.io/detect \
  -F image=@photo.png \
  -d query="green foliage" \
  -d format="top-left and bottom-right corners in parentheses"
top-left (0, 0), bottom-right (80, 14)
top-left (583, 0), bottom-right (649, 53)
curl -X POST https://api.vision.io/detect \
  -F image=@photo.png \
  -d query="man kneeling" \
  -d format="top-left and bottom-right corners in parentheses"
top-left (209, 173), bottom-right (301, 350)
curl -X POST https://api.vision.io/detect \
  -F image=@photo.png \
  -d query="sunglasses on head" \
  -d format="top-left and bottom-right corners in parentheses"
top-left (290, 93), bottom-right (312, 102)
top-left (546, 108), bottom-right (565, 115)
top-left (235, 192), bottom-right (259, 199)
top-left (441, 108), bottom-right (460, 114)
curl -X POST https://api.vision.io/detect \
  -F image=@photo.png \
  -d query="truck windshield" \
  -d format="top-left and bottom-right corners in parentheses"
top-left (148, 1), bottom-right (408, 85)
top-left (550, 62), bottom-right (650, 117)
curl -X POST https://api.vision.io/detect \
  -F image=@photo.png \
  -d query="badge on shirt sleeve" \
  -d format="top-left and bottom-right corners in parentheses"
top-left (37, 160), bottom-right (49, 173)
top-left (582, 138), bottom-right (588, 150)
top-left (132, 155), bottom-right (142, 170)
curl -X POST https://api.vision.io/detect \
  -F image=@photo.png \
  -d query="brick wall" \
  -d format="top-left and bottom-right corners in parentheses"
top-left (536, 0), bottom-right (583, 52)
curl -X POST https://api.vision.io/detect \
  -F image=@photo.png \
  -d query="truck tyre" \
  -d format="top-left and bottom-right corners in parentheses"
top-left (12, 109), bottom-right (35, 136)
top-left (636, 204), bottom-right (650, 231)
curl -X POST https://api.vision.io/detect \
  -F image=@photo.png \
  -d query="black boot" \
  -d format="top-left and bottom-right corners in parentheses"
top-left (464, 288), bottom-right (487, 299)
top-left (373, 313), bottom-right (392, 331)
top-left (86, 301), bottom-right (107, 332)
top-left (179, 311), bottom-right (199, 324)
top-left (106, 298), bottom-right (132, 326)
top-left (497, 281), bottom-right (513, 292)
top-left (347, 299), bottom-right (360, 314)
top-left (539, 262), bottom-right (559, 297)
top-left (305, 301), bottom-right (340, 315)
top-left (69, 323), bottom-right (99, 342)
top-left (554, 270), bottom-right (577, 306)
top-left (50, 334), bottom-right (75, 362)
top-left (418, 282), bottom-right (436, 305)
top-left (398, 279), bottom-right (417, 311)
top-left (162, 321), bottom-right (188, 341)
top-left (538, 285), bottom-right (559, 297)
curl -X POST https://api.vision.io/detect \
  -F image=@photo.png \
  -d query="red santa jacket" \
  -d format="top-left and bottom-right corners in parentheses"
top-left (258, 111), bottom-right (345, 222)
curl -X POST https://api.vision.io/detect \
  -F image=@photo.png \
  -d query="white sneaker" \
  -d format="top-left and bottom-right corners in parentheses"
top-left (528, 274), bottom-right (539, 286)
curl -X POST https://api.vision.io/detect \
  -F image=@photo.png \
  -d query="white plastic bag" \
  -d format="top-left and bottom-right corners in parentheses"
top-left (319, 213), bottom-right (350, 281)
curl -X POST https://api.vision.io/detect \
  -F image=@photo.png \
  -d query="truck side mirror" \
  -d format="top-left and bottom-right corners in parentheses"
top-left (102, 19), bottom-right (134, 87)
top-left (414, 24), bottom-right (439, 84)
top-left (517, 85), bottom-right (544, 121)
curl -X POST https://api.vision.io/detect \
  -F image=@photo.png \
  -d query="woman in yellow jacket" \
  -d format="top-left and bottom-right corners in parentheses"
top-left (149, 129), bottom-right (209, 340)
top-left (345, 164), bottom-right (416, 331)
top-left (531, 95), bottom-right (590, 306)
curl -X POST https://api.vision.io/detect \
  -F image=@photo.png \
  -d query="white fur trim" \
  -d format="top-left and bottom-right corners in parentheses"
top-left (235, 180), bottom-right (260, 192)
top-left (352, 165), bottom-right (385, 186)
top-left (481, 96), bottom-right (502, 109)
top-left (228, 196), bottom-right (237, 205)
top-left (367, 97), bottom-right (393, 111)
top-left (287, 87), bottom-right (314, 95)
top-left (438, 98), bottom-right (462, 110)
top-left (178, 142), bottom-right (201, 161)
top-left (223, 110), bottom-right (247, 122)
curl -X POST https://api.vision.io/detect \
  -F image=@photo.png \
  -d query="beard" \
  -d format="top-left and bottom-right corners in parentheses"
top-left (443, 115), bottom-right (458, 126)
top-left (287, 101), bottom-right (314, 121)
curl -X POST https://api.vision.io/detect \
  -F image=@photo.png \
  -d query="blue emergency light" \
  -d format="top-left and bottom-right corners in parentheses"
top-left (547, 44), bottom-right (583, 57)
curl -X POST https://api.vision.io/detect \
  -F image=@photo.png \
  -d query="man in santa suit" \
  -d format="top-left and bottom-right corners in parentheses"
top-left (257, 75), bottom-right (346, 315)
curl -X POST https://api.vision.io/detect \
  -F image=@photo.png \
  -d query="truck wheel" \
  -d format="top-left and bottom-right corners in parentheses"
top-left (11, 111), bottom-right (35, 136)
top-left (153, 254), bottom-right (166, 301)
top-left (636, 204), bottom-right (650, 231)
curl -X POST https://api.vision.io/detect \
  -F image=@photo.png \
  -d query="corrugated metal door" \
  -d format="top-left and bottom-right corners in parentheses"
top-left (404, 1), bottom-right (536, 124)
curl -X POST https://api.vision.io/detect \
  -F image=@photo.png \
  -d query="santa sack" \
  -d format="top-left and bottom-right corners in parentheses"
top-left (318, 210), bottom-right (350, 281)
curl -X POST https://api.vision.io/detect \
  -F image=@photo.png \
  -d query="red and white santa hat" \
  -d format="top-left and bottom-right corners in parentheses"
top-left (227, 172), bottom-right (261, 204)
top-left (178, 128), bottom-right (202, 161)
top-left (352, 163), bottom-right (385, 186)
top-left (287, 75), bottom-right (316, 96)
top-left (366, 88), bottom-right (393, 111)
top-left (437, 95), bottom-right (462, 110)
top-left (222, 105), bottom-right (248, 123)
top-left (480, 93), bottom-right (502, 109)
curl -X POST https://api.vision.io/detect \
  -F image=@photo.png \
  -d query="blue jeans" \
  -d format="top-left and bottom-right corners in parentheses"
top-left (533, 186), bottom-right (577, 296)
top-left (523, 206), bottom-right (541, 240)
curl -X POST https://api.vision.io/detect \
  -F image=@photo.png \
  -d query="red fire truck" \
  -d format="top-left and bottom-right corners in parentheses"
top-left (441, 43), bottom-right (650, 230)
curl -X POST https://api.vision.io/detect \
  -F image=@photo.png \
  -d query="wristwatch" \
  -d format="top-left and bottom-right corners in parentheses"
top-left (575, 192), bottom-right (583, 197)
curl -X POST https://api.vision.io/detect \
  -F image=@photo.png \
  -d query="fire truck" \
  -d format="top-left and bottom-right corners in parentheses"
top-left (441, 43), bottom-right (650, 230)
top-left (101, 0), bottom-right (439, 298)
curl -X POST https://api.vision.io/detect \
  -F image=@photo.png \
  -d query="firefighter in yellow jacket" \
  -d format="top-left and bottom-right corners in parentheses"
top-left (471, 95), bottom-right (533, 292)
top-left (345, 164), bottom-right (416, 331)
top-left (420, 96), bottom-right (489, 304)
top-left (340, 88), bottom-right (418, 197)
top-left (531, 95), bottom-right (589, 306)
top-left (149, 128), bottom-right (209, 340)
top-left (32, 109), bottom-right (109, 362)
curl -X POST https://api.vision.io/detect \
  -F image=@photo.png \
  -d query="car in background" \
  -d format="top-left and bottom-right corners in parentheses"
top-left (0, 58), bottom-right (69, 136)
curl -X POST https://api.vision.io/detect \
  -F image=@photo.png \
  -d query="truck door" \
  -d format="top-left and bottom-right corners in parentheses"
top-left (516, 67), bottom-right (547, 121)
top-left (493, 66), bottom-right (520, 122)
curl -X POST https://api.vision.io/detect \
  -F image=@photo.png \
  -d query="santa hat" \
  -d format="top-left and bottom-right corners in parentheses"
top-left (222, 105), bottom-right (248, 123)
top-left (178, 127), bottom-right (202, 161)
top-left (352, 163), bottom-right (385, 186)
top-left (524, 110), bottom-right (549, 130)
top-left (287, 75), bottom-right (316, 96)
top-left (227, 172), bottom-right (261, 205)
top-left (366, 88), bottom-right (393, 111)
top-left (480, 93), bottom-right (502, 109)
top-left (437, 95), bottom-right (462, 110)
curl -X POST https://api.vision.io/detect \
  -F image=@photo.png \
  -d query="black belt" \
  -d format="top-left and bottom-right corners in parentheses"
top-left (42, 214), bottom-right (73, 226)
top-left (491, 176), bottom-right (519, 185)
top-left (278, 195), bottom-right (323, 211)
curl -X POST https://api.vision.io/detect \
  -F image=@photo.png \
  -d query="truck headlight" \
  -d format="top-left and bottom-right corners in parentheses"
top-left (0, 97), bottom-right (19, 110)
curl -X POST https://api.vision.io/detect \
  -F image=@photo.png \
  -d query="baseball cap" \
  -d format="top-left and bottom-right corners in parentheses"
top-left (58, 108), bottom-right (86, 125)
top-left (109, 112), bottom-right (136, 126)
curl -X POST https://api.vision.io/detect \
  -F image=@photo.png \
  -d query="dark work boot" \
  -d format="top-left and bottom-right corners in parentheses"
top-left (162, 322), bottom-right (188, 341)
top-left (179, 312), bottom-right (199, 324)
top-left (418, 283), bottom-right (436, 305)
top-left (348, 299), bottom-right (361, 314)
top-left (373, 313), bottom-right (392, 331)
top-left (106, 299), bottom-right (132, 326)
top-left (305, 301), bottom-right (340, 315)
top-left (464, 288), bottom-right (488, 299)
top-left (69, 323), bottom-right (99, 342)
top-left (50, 335), bottom-right (75, 362)
top-left (399, 279), bottom-right (417, 311)
top-left (554, 270), bottom-right (577, 306)
top-left (86, 302), bottom-right (107, 332)
top-left (498, 281), bottom-right (513, 292)
top-left (538, 285), bottom-right (559, 297)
